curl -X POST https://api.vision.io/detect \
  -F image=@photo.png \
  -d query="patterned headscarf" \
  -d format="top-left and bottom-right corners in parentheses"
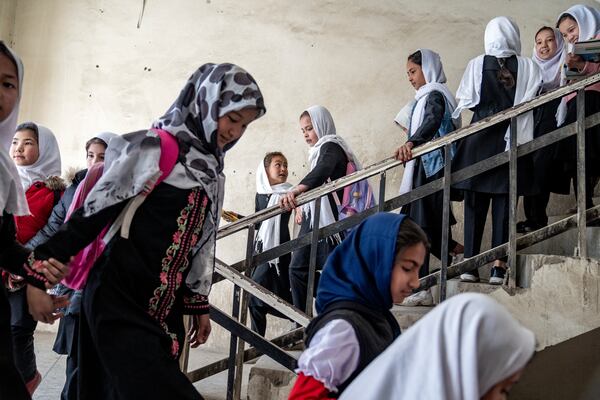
top-left (84, 63), bottom-right (266, 296)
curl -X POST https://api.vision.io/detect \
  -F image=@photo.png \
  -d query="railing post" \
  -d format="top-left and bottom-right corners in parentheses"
top-left (232, 224), bottom-right (255, 400)
top-left (576, 89), bottom-right (588, 258)
top-left (378, 171), bottom-right (386, 212)
top-left (439, 144), bottom-right (452, 303)
top-left (508, 117), bottom-right (518, 289)
top-left (305, 198), bottom-right (322, 316)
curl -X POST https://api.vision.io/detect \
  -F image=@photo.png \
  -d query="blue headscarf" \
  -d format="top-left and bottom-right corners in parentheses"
top-left (316, 212), bottom-right (407, 314)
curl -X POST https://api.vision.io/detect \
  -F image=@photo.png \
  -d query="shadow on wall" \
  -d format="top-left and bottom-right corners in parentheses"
top-left (511, 326), bottom-right (600, 400)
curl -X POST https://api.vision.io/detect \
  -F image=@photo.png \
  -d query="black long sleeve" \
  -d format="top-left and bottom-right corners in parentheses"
top-left (407, 91), bottom-right (445, 147)
top-left (0, 213), bottom-right (46, 290)
top-left (33, 201), bottom-right (126, 263)
top-left (299, 142), bottom-right (348, 189)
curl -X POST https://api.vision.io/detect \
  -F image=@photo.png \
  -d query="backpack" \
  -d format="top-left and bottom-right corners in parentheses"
top-left (333, 161), bottom-right (376, 220)
top-left (62, 129), bottom-right (179, 289)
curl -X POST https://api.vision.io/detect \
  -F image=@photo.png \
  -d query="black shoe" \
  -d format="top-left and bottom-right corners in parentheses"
top-left (489, 267), bottom-right (506, 285)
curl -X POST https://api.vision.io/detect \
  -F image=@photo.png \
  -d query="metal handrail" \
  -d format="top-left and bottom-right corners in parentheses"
top-left (195, 73), bottom-right (600, 400)
top-left (217, 72), bottom-right (600, 239)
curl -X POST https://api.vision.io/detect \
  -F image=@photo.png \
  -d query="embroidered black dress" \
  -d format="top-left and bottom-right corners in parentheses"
top-left (14, 184), bottom-right (211, 400)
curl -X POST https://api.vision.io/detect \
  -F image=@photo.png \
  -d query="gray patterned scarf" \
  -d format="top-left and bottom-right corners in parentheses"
top-left (84, 63), bottom-right (266, 296)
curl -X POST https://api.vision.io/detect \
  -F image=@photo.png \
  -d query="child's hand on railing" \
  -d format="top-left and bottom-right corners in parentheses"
top-left (394, 142), bottom-right (414, 163)
top-left (222, 210), bottom-right (242, 223)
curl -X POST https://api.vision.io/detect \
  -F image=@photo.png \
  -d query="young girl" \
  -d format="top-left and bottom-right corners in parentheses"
top-left (250, 151), bottom-right (294, 335)
top-left (339, 293), bottom-right (535, 400)
top-left (26, 131), bottom-right (115, 400)
top-left (394, 49), bottom-right (463, 305)
top-left (452, 17), bottom-right (542, 284)
top-left (556, 4), bottom-right (600, 210)
top-left (4, 63), bottom-right (266, 400)
top-left (0, 40), bottom-right (69, 400)
top-left (7, 121), bottom-right (63, 394)
top-left (288, 213), bottom-right (429, 399)
top-left (518, 27), bottom-right (566, 233)
top-left (280, 105), bottom-right (363, 313)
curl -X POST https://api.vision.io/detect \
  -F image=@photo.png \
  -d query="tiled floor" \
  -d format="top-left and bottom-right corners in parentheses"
top-left (33, 331), bottom-right (249, 400)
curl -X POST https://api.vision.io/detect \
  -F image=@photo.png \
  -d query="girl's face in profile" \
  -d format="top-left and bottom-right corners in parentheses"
top-left (558, 17), bottom-right (579, 44)
top-left (0, 52), bottom-right (18, 122)
top-left (216, 107), bottom-right (259, 150)
top-left (389, 242), bottom-right (426, 304)
top-left (266, 155), bottom-right (288, 185)
top-left (300, 114), bottom-right (319, 147)
top-left (407, 60), bottom-right (426, 90)
top-left (11, 129), bottom-right (39, 167)
top-left (481, 369), bottom-right (525, 400)
top-left (535, 29), bottom-right (558, 60)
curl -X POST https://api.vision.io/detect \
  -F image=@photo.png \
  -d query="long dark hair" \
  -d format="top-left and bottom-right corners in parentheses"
top-left (497, 58), bottom-right (516, 89)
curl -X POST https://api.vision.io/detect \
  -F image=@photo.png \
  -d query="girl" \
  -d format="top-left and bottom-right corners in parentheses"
top-left (340, 293), bottom-right (535, 400)
top-left (0, 40), bottom-right (69, 400)
top-left (280, 105), bottom-right (362, 313)
top-left (452, 17), bottom-right (542, 284)
top-left (394, 49), bottom-right (463, 305)
top-left (5, 63), bottom-right (266, 400)
top-left (7, 121), bottom-right (63, 394)
top-left (250, 151), bottom-right (294, 335)
top-left (518, 27), bottom-right (566, 233)
top-left (27, 131), bottom-right (115, 400)
top-left (288, 213), bottom-right (429, 399)
top-left (556, 4), bottom-right (600, 210)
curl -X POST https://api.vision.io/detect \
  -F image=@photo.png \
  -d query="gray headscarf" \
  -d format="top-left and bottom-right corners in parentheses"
top-left (84, 63), bottom-right (266, 296)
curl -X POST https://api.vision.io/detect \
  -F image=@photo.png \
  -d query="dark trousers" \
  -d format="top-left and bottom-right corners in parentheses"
top-left (464, 191), bottom-right (509, 260)
top-left (0, 286), bottom-right (30, 400)
top-left (60, 313), bottom-right (79, 400)
top-left (420, 226), bottom-right (458, 278)
top-left (289, 239), bottom-right (334, 313)
top-left (249, 262), bottom-right (292, 336)
top-left (523, 191), bottom-right (550, 227)
top-left (9, 288), bottom-right (37, 383)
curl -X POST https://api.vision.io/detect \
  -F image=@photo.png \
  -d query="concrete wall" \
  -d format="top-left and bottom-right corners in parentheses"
top-left (11, 0), bottom-right (596, 349)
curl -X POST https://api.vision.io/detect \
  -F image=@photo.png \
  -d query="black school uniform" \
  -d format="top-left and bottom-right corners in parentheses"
top-left (11, 184), bottom-right (211, 400)
top-left (290, 142), bottom-right (347, 312)
top-left (403, 91), bottom-right (458, 277)
top-left (452, 55), bottom-right (533, 259)
top-left (0, 213), bottom-right (49, 400)
top-left (249, 193), bottom-right (293, 336)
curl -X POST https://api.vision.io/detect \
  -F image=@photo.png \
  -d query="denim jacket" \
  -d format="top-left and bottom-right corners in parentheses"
top-left (419, 105), bottom-right (457, 178)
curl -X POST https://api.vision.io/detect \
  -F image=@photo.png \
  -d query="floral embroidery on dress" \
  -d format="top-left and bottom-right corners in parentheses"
top-left (147, 188), bottom-right (208, 358)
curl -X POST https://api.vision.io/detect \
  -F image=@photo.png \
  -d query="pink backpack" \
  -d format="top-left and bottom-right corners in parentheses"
top-left (62, 129), bottom-right (179, 289)
top-left (333, 161), bottom-right (375, 220)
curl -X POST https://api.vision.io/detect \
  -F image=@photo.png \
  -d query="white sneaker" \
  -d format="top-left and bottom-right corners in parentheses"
top-left (460, 273), bottom-right (480, 283)
top-left (402, 290), bottom-right (434, 306)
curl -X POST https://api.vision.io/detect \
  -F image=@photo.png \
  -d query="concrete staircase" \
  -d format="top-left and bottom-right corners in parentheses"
top-left (247, 227), bottom-right (600, 400)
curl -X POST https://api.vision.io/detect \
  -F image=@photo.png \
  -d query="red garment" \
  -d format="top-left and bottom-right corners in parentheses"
top-left (14, 181), bottom-right (59, 244)
top-left (288, 373), bottom-right (331, 400)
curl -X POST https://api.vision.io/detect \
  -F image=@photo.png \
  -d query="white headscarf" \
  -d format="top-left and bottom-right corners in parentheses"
top-left (0, 148), bottom-right (28, 216)
top-left (453, 17), bottom-right (542, 150)
top-left (340, 293), bottom-right (535, 400)
top-left (93, 131), bottom-right (118, 147)
top-left (15, 124), bottom-right (62, 191)
top-left (255, 158), bottom-right (292, 267)
top-left (399, 49), bottom-right (459, 195)
top-left (0, 42), bottom-right (23, 152)
top-left (393, 100), bottom-right (416, 130)
top-left (303, 105), bottom-right (361, 228)
top-left (532, 28), bottom-right (565, 92)
top-left (560, 4), bottom-right (600, 42)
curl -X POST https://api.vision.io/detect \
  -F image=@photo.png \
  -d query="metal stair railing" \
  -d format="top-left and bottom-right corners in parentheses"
top-left (183, 72), bottom-right (600, 400)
